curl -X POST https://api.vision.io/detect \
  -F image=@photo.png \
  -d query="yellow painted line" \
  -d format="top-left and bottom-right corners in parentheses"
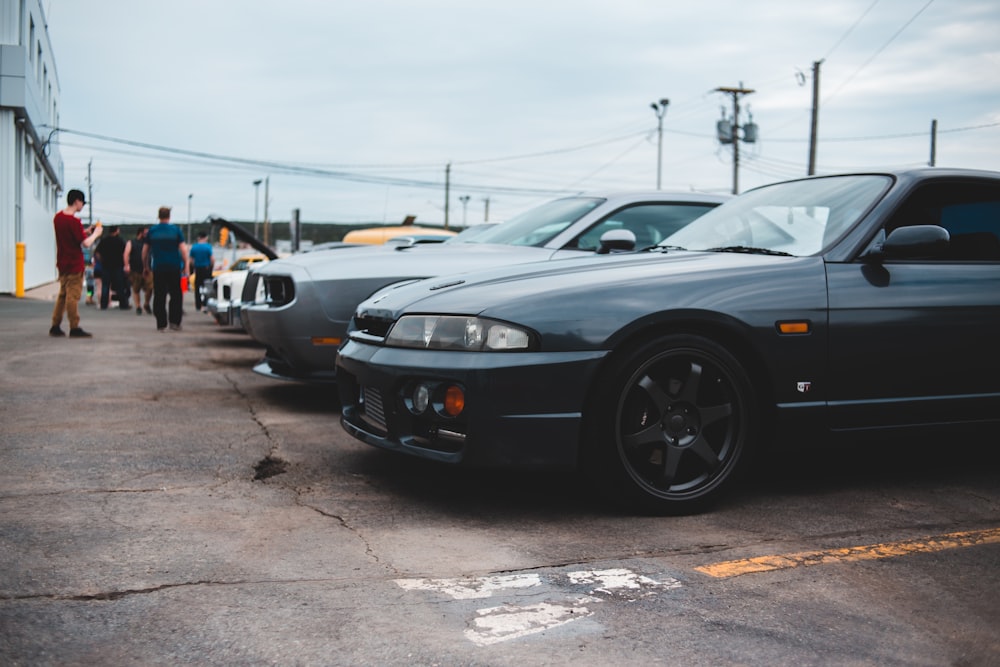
top-left (695, 527), bottom-right (1000, 579)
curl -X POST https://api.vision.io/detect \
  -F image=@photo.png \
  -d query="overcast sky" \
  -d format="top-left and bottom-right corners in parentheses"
top-left (44, 0), bottom-right (1000, 227)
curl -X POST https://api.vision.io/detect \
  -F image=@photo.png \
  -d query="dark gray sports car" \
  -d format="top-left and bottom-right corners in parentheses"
top-left (337, 168), bottom-right (1000, 514)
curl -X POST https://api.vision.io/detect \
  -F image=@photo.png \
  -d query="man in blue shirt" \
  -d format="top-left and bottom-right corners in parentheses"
top-left (188, 231), bottom-right (214, 313)
top-left (142, 206), bottom-right (190, 332)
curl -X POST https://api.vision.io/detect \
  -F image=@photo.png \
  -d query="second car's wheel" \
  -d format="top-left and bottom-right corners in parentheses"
top-left (585, 334), bottom-right (757, 515)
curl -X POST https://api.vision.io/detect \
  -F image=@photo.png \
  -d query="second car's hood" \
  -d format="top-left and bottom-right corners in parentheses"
top-left (254, 242), bottom-right (557, 281)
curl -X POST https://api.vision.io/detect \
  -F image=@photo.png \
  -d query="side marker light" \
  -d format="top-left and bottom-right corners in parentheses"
top-left (777, 321), bottom-right (810, 335)
top-left (311, 337), bottom-right (342, 346)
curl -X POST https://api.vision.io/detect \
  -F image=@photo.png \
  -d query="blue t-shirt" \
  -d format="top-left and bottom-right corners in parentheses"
top-left (189, 242), bottom-right (213, 269)
top-left (146, 223), bottom-right (185, 271)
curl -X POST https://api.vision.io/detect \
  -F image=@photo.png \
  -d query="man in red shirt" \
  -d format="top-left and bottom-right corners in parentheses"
top-left (50, 189), bottom-right (103, 338)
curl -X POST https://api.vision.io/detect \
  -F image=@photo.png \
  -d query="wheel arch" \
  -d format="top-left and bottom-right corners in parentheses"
top-left (584, 309), bottom-right (777, 436)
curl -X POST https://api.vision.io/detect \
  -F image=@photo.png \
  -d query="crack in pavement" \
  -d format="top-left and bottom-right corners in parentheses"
top-left (222, 371), bottom-right (280, 458)
top-left (1, 576), bottom-right (373, 602)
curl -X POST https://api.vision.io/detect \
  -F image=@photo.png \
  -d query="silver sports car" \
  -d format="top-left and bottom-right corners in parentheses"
top-left (242, 191), bottom-right (728, 382)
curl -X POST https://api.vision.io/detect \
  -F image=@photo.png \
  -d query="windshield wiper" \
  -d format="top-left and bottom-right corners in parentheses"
top-left (644, 244), bottom-right (687, 253)
top-left (706, 245), bottom-right (793, 257)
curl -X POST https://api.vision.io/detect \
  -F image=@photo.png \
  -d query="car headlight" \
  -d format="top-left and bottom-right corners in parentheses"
top-left (385, 315), bottom-right (534, 351)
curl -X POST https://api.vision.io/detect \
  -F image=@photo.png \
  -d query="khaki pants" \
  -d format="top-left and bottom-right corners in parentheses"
top-left (129, 270), bottom-right (153, 307)
top-left (52, 272), bottom-right (84, 330)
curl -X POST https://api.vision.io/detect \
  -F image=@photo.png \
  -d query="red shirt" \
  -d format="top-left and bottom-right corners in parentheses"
top-left (54, 211), bottom-right (86, 274)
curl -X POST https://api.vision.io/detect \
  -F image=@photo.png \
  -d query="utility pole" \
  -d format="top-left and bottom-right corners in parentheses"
top-left (808, 60), bottom-right (823, 175)
top-left (253, 178), bottom-right (263, 238)
top-left (715, 84), bottom-right (756, 194)
top-left (650, 98), bottom-right (670, 189)
top-left (929, 119), bottom-right (938, 167)
top-left (86, 160), bottom-right (93, 225)
top-left (482, 197), bottom-right (490, 222)
top-left (443, 163), bottom-right (451, 229)
top-left (263, 176), bottom-right (270, 247)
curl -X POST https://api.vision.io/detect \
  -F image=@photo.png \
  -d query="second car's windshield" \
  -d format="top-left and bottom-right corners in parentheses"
top-left (664, 175), bottom-right (892, 256)
top-left (458, 197), bottom-right (604, 247)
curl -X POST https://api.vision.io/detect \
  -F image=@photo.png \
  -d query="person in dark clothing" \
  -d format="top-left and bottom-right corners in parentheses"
top-left (124, 227), bottom-right (153, 315)
top-left (142, 206), bottom-right (190, 332)
top-left (95, 226), bottom-right (128, 310)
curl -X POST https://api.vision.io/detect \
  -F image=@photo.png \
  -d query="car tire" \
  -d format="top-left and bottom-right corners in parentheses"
top-left (584, 333), bottom-right (756, 515)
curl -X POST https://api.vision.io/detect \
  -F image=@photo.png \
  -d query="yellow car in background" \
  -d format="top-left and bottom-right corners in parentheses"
top-left (342, 225), bottom-right (456, 244)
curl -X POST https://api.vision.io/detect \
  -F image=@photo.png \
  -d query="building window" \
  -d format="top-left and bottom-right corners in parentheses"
top-left (29, 18), bottom-right (35, 63)
top-left (24, 139), bottom-right (32, 180)
top-left (36, 45), bottom-right (42, 83)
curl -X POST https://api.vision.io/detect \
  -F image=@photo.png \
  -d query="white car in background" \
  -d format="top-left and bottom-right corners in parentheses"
top-left (205, 254), bottom-right (271, 328)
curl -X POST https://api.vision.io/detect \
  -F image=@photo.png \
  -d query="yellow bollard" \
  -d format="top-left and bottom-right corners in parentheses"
top-left (15, 243), bottom-right (26, 298)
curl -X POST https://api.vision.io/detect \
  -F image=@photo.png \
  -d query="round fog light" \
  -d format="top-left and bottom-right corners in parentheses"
top-left (412, 384), bottom-right (430, 413)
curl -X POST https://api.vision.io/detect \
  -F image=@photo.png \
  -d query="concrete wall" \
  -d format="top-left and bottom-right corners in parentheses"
top-left (0, 0), bottom-right (63, 293)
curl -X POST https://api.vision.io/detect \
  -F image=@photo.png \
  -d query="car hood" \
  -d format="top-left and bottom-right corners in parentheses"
top-left (254, 242), bottom-right (558, 281)
top-left (357, 249), bottom-right (824, 343)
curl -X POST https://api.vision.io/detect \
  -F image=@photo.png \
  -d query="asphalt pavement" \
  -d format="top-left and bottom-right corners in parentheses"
top-left (1, 286), bottom-right (998, 666)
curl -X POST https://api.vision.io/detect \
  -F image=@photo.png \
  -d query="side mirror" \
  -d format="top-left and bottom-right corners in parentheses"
top-left (597, 229), bottom-right (637, 254)
top-left (866, 225), bottom-right (949, 261)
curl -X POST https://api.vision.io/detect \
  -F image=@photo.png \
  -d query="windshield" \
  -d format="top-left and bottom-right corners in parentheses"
top-left (664, 175), bottom-right (892, 256)
top-left (457, 197), bottom-right (604, 246)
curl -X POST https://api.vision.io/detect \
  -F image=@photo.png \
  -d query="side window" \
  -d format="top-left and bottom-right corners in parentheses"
top-left (884, 182), bottom-right (1000, 261)
top-left (569, 203), bottom-right (717, 251)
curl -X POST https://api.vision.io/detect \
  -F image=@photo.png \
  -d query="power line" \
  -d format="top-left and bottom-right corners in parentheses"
top-left (824, 0), bottom-right (936, 104)
top-left (766, 121), bottom-right (1000, 143)
top-left (823, 0), bottom-right (881, 60)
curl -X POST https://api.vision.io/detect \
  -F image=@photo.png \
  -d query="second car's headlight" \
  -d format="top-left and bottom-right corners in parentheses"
top-left (386, 315), bottom-right (533, 351)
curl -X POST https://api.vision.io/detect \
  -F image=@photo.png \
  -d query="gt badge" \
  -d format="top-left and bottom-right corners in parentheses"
top-left (797, 381), bottom-right (812, 393)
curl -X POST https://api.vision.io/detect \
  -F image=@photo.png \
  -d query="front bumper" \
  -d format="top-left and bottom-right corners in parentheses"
top-left (336, 338), bottom-right (608, 468)
top-left (206, 298), bottom-right (233, 326)
top-left (243, 280), bottom-right (348, 383)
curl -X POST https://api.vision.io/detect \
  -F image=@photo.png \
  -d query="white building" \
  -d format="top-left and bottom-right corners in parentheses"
top-left (0, 0), bottom-right (63, 293)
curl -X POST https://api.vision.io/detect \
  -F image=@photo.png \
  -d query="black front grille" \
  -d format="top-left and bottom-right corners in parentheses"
top-left (360, 385), bottom-right (387, 430)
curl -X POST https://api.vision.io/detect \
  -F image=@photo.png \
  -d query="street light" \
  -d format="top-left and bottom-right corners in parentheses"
top-left (650, 98), bottom-right (670, 190)
top-left (187, 193), bottom-right (193, 243)
top-left (253, 179), bottom-right (263, 238)
top-left (458, 195), bottom-right (470, 226)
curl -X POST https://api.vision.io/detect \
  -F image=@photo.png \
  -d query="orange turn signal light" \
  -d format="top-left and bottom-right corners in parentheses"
top-left (777, 321), bottom-right (810, 335)
top-left (311, 337), bottom-right (342, 346)
top-left (443, 385), bottom-right (465, 416)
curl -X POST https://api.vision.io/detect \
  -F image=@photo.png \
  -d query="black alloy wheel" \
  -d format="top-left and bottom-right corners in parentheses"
top-left (587, 334), bottom-right (756, 514)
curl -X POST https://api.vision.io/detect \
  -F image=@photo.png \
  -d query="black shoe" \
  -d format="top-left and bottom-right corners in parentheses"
top-left (49, 326), bottom-right (66, 337)
top-left (69, 328), bottom-right (93, 338)
top-left (144, 305), bottom-right (152, 314)
top-left (136, 307), bottom-right (143, 315)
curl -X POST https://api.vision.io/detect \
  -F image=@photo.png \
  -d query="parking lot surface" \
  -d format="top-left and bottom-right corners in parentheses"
top-left (1, 290), bottom-right (998, 666)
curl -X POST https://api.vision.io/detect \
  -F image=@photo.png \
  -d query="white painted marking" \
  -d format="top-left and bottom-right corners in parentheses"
top-left (567, 568), bottom-right (681, 598)
top-left (464, 599), bottom-right (594, 646)
top-left (394, 573), bottom-right (542, 600)
top-left (396, 567), bottom-right (684, 646)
